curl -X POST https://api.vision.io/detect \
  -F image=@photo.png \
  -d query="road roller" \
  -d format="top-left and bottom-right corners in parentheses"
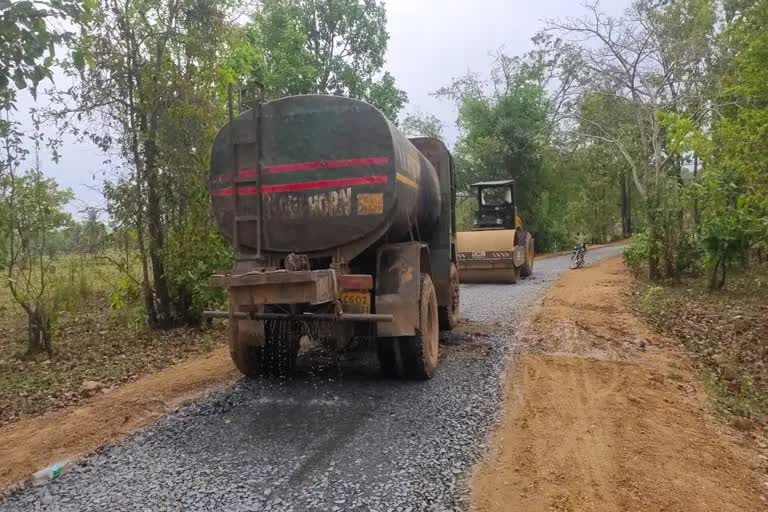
top-left (204, 93), bottom-right (459, 380)
top-left (456, 180), bottom-right (534, 284)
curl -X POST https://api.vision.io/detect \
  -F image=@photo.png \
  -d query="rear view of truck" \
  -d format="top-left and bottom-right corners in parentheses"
top-left (205, 94), bottom-right (459, 380)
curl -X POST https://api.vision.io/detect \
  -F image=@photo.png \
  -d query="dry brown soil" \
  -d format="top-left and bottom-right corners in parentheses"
top-left (0, 347), bottom-right (236, 490)
top-left (471, 257), bottom-right (768, 512)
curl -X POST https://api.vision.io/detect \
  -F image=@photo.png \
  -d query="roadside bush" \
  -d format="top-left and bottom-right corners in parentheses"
top-left (164, 229), bottom-right (231, 324)
top-left (623, 232), bottom-right (651, 276)
top-left (110, 275), bottom-right (142, 311)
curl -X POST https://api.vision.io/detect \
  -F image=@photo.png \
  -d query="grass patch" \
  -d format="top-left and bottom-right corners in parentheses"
top-left (698, 369), bottom-right (768, 421)
top-left (0, 255), bottom-right (225, 426)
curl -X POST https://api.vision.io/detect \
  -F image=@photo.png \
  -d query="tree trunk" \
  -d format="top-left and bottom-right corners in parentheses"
top-left (626, 174), bottom-right (632, 236)
top-left (620, 170), bottom-right (631, 238)
top-left (646, 205), bottom-right (661, 281)
top-left (25, 309), bottom-right (53, 356)
top-left (144, 136), bottom-right (173, 328)
top-left (692, 156), bottom-right (700, 228)
top-left (122, 11), bottom-right (158, 329)
top-left (664, 244), bottom-right (675, 280)
top-left (140, 3), bottom-right (179, 329)
top-left (717, 257), bottom-right (726, 289)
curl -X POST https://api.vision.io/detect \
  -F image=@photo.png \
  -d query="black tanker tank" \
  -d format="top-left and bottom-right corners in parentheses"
top-left (209, 95), bottom-right (441, 257)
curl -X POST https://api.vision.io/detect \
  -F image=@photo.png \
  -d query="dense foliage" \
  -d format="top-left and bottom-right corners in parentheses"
top-left (441, 0), bottom-right (767, 279)
top-left (436, 45), bottom-right (638, 250)
top-left (249, 0), bottom-right (407, 119)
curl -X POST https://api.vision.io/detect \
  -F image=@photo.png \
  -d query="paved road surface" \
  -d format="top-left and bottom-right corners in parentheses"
top-left (1, 245), bottom-right (623, 512)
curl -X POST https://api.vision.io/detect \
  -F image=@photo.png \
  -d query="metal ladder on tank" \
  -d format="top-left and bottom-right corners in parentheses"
top-left (228, 82), bottom-right (266, 264)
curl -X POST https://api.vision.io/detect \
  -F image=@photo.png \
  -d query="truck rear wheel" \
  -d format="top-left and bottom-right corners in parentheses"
top-left (376, 338), bottom-right (400, 377)
top-left (400, 274), bottom-right (439, 380)
top-left (439, 263), bottom-right (460, 331)
top-left (230, 319), bottom-right (299, 378)
top-left (520, 233), bottom-right (535, 278)
top-left (230, 341), bottom-right (267, 379)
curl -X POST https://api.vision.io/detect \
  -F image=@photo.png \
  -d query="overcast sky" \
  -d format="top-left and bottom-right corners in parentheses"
top-left (386, 0), bottom-right (630, 145)
top-left (16, 0), bottom-right (631, 218)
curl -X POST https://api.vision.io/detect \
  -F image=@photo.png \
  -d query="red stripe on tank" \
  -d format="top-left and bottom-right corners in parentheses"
top-left (233, 157), bottom-right (389, 179)
top-left (237, 169), bottom-right (257, 178)
top-left (212, 187), bottom-right (233, 196)
top-left (260, 156), bottom-right (390, 174)
top-left (211, 175), bottom-right (388, 197)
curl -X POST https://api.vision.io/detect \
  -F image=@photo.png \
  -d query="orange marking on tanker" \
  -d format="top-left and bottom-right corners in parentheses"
top-left (357, 193), bottom-right (384, 215)
top-left (396, 172), bottom-right (418, 189)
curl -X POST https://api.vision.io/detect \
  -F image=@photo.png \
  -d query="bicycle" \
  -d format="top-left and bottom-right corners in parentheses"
top-left (569, 243), bottom-right (586, 269)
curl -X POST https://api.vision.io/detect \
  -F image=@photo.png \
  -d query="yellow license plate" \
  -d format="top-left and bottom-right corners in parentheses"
top-left (340, 291), bottom-right (371, 314)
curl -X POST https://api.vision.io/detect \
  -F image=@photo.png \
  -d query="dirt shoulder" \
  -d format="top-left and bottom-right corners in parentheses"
top-left (471, 257), bottom-right (768, 512)
top-left (0, 346), bottom-right (237, 491)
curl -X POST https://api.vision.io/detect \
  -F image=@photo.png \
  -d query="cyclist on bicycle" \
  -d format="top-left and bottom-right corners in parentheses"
top-left (575, 231), bottom-right (587, 252)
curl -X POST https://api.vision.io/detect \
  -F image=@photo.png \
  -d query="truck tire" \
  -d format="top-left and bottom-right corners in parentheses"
top-left (520, 233), bottom-right (535, 278)
top-left (400, 274), bottom-right (439, 380)
top-left (439, 263), bottom-right (460, 331)
top-left (230, 319), bottom-right (299, 378)
top-left (376, 338), bottom-right (400, 377)
top-left (230, 342), bottom-right (268, 379)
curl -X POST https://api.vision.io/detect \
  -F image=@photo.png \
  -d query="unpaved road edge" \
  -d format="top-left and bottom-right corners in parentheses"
top-left (471, 256), bottom-right (768, 512)
top-left (0, 348), bottom-right (237, 491)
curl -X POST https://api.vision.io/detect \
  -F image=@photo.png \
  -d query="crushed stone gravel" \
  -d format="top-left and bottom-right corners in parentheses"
top-left (0, 246), bottom-right (623, 512)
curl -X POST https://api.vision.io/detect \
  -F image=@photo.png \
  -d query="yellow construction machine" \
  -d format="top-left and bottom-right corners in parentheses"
top-left (456, 180), bottom-right (534, 283)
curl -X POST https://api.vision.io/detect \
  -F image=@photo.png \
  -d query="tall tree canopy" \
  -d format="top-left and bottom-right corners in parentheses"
top-left (401, 111), bottom-right (443, 139)
top-left (435, 52), bottom-right (567, 246)
top-left (51, 0), bottom-right (250, 327)
top-left (250, 0), bottom-right (407, 120)
top-left (0, 0), bottom-right (89, 102)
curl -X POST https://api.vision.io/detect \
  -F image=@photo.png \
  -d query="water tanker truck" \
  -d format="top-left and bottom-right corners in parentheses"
top-left (205, 94), bottom-right (459, 380)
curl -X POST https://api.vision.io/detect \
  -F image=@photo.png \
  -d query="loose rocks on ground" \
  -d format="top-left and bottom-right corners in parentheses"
top-left (0, 247), bottom-right (623, 512)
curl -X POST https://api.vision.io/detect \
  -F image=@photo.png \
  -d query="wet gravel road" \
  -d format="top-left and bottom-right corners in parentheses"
top-left (2, 246), bottom-right (623, 512)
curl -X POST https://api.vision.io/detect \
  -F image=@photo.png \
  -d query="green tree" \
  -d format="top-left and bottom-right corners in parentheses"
top-left (548, 0), bottom-right (717, 279)
top-left (435, 54), bottom-right (555, 246)
top-left (52, 0), bottom-right (249, 327)
top-left (0, 0), bottom-right (89, 101)
top-left (564, 143), bottom-right (625, 244)
top-left (575, 92), bottom-right (644, 239)
top-left (401, 110), bottom-right (443, 139)
top-left (250, 0), bottom-right (407, 119)
top-left (694, 0), bottom-right (768, 288)
top-left (0, 123), bottom-right (73, 354)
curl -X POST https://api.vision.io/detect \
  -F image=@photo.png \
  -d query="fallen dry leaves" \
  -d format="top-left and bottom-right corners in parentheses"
top-left (0, 294), bottom-right (226, 426)
top-left (636, 263), bottom-right (768, 423)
